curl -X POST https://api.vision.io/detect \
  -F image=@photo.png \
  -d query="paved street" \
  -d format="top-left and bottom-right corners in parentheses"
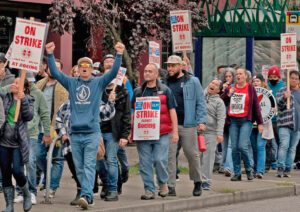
top-left (1, 146), bottom-right (300, 212)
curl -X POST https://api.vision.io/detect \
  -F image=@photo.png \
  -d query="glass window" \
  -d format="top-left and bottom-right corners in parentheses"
top-left (202, 37), bottom-right (246, 88)
top-left (253, 40), bottom-right (281, 78)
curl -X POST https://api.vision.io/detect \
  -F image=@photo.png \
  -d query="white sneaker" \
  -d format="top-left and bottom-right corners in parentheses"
top-left (14, 195), bottom-right (24, 203)
top-left (43, 189), bottom-right (56, 198)
top-left (31, 193), bottom-right (37, 205)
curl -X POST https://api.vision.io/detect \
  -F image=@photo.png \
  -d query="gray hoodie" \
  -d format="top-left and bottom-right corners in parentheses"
top-left (204, 89), bottom-right (226, 135)
top-left (0, 68), bottom-right (15, 87)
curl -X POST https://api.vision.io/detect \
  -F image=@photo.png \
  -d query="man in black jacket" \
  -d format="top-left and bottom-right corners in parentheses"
top-left (97, 68), bottom-right (131, 201)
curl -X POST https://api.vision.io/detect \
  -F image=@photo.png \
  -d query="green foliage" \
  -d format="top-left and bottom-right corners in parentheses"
top-left (197, 0), bottom-right (289, 37)
top-left (129, 163), bottom-right (140, 175)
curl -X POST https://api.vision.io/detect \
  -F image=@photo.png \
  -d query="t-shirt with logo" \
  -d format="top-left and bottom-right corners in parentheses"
top-left (228, 83), bottom-right (250, 118)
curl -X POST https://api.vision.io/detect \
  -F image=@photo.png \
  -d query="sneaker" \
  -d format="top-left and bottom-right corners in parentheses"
top-left (246, 170), bottom-right (254, 180)
top-left (256, 173), bottom-right (263, 179)
top-left (193, 182), bottom-right (202, 196)
top-left (277, 167), bottom-right (284, 178)
top-left (176, 175), bottom-right (180, 182)
top-left (14, 195), bottom-right (24, 203)
top-left (283, 168), bottom-right (291, 178)
top-left (168, 187), bottom-right (176, 196)
top-left (78, 196), bottom-right (89, 209)
top-left (224, 169), bottom-right (232, 177)
top-left (202, 182), bottom-right (210, 190)
top-left (104, 191), bottom-right (118, 201)
top-left (218, 167), bottom-right (224, 174)
top-left (100, 185), bottom-right (108, 199)
top-left (231, 175), bottom-right (242, 181)
top-left (141, 191), bottom-right (155, 200)
top-left (158, 183), bottom-right (168, 197)
top-left (31, 193), bottom-right (37, 205)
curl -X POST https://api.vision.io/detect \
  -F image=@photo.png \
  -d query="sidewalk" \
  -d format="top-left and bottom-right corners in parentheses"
top-left (1, 146), bottom-right (300, 212)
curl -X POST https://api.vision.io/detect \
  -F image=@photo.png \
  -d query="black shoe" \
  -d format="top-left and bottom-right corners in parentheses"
top-left (277, 167), bottom-right (284, 178)
top-left (117, 180), bottom-right (123, 195)
top-left (100, 185), bottom-right (108, 199)
top-left (246, 170), bottom-right (254, 180)
top-left (121, 170), bottom-right (129, 183)
top-left (168, 187), bottom-right (176, 196)
top-left (231, 175), bottom-right (242, 181)
top-left (193, 182), bottom-right (202, 196)
top-left (0, 186), bottom-right (2, 193)
top-left (283, 168), bottom-right (291, 178)
top-left (104, 191), bottom-right (118, 201)
top-left (70, 188), bottom-right (81, 206)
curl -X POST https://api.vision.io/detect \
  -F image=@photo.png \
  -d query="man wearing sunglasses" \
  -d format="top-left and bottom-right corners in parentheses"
top-left (45, 41), bottom-right (125, 209)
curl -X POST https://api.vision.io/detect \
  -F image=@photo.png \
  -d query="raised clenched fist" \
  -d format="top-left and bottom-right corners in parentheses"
top-left (45, 42), bottom-right (55, 55)
top-left (114, 42), bottom-right (125, 54)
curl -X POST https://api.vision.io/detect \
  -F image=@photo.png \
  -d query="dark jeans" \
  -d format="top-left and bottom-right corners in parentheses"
top-left (65, 152), bottom-right (81, 188)
top-left (0, 146), bottom-right (27, 188)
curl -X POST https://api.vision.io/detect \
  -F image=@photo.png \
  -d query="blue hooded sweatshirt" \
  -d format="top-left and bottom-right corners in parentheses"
top-left (268, 80), bottom-right (285, 122)
top-left (48, 53), bottom-right (122, 134)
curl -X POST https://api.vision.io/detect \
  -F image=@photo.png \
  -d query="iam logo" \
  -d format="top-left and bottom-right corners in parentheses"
top-left (76, 85), bottom-right (90, 102)
top-left (22, 48), bottom-right (31, 58)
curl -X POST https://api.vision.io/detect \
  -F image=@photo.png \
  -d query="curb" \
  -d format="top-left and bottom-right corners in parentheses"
top-left (95, 185), bottom-right (299, 212)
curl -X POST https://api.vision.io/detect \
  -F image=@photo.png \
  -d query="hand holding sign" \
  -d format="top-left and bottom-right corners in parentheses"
top-left (45, 42), bottom-right (55, 55)
top-left (284, 90), bottom-right (291, 100)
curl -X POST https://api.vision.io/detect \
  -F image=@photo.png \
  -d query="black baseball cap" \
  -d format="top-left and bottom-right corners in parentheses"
top-left (102, 54), bottom-right (115, 62)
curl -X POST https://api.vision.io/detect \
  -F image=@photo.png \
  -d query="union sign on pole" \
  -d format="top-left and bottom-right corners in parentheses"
top-left (9, 18), bottom-right (49, 73)
top-left (149, 41), bottom-right (160, 68)
top-left (281, 33), bottom-right (297, 70)
top-left (170, 10), bottom-right (193, 53)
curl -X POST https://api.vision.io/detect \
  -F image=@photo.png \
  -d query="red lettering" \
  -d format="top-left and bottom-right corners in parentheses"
top-left (15, 36), bottom-right (20, 44)
top-left (177, 15), bottom-right (184, 23)
top-left (24, 26), bottom-right (36, 36)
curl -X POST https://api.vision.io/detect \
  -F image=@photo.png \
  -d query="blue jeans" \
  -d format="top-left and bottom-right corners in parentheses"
top-left (117, 146), bottom-right (129, 172)
top-left (36, 133), bottom-right (64, 190)
top-left (229, 117), bottom-right (253, 175)
top-left (97, 133), bottom-right (119, 192)
top-left (250, 130), bottom-right (267, 174)
top-left (0, 146), bottom-right (27, 188)
top-left (221, 131), bottom-right (233, 172)
top-left (0, 168), bottom-right (2, 188)
top-left (71, 132), bottom-right (101, 202)
top-left (136, 134), bottom-right (169, 194)
top-left (278, 128), bottom-right (300, 170)
top-left (271, 138), bottom-right (278, 166)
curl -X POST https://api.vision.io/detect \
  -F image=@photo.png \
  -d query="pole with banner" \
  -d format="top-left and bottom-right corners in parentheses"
top-left (8, 17), bottom-right (49, 121)
top-left (281, 33), bottom-right (297, 110)
top-left (149, 41), bottom-right (160, 68)
top-left (111, 67), bottom-right (127, 92)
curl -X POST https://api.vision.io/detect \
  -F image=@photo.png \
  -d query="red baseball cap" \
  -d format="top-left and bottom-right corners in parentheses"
top-left (268, 66), bottom-right (281, 79)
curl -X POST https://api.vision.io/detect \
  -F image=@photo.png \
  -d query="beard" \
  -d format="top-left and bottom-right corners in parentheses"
top-left (168, 71), bottom-right (180, 82)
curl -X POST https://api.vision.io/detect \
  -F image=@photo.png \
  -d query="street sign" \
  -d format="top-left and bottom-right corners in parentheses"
top-left (149, 41), bottom-right (160, 68)
top-left (286, 11), bottom-right (300, 46)
top-left (170, 10), bottom-right (193, 53)
top-left (281, 33), bottom-right (297, 69)
top-left (9, 18), bottom-right (49, 73)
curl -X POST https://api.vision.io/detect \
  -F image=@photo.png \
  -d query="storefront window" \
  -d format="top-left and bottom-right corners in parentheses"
top-left (202, 37), bottom-right (246, 88)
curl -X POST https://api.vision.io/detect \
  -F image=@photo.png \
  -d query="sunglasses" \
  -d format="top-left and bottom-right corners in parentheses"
top-left (79, 63), bottom-right (92, 68)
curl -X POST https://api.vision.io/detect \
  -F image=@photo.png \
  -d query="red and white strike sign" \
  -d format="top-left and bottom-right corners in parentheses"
top-left (9, 18), bottom-right (49, 73)
top-left (170, 10), bottom-right (193, 53)
top-left (111, 67), bottom-right (127, 86)
top-left (149, 41), bottom-right (160, 68)
top-left (281, 33), bottom-right (297, 70)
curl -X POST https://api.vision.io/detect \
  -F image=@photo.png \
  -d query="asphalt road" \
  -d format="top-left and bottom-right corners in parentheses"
top-left (198, 195), bottom-right (300, 212)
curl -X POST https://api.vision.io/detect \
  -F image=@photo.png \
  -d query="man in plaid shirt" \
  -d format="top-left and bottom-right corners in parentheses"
top-left (276, 71), bottom-right (300, 178)
top-left (55, 93), bottom-right (116, 205)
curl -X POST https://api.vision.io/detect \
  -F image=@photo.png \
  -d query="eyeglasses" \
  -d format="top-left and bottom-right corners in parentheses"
top-left (79, 63), bottom-right (92, 68)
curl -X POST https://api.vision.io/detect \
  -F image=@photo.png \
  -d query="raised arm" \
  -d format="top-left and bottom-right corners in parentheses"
top-left (45, 42), bottom-right (71, 90)
top-left (101, 42), bottom-right (125, 89)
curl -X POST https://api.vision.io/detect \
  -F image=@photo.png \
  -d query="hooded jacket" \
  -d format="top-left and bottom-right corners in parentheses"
top-left (0, 93), bottom-right (34, 164)
top-left (0, 68), bottom-right (15, 87)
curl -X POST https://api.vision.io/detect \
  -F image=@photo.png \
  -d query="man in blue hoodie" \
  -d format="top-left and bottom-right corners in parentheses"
top-left (267, 66), bottom-right (285, 170)
top-left (45, 42), bottom-right (124, 209)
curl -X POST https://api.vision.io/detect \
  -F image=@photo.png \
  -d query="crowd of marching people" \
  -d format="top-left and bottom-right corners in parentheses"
top-left (0, 41), bottom-right (300, 211)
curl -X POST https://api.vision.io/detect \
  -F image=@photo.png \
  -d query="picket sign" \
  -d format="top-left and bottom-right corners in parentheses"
top-left (281, 33), bottom-right (297, 110)
top-left (149, 41), bottom-right (160, 68)
top-left (112, 67), bottom-right (127, 92)
top-left (11, 17), bottom-right (48, 122)
top-left (170, 10), bottom-right (193, 53)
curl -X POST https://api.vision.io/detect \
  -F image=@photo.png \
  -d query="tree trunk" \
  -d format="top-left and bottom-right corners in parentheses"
top-left (105, 20), bottom-right (134, 82)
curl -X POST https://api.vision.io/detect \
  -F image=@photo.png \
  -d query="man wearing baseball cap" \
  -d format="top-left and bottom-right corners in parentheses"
top-left (267, 66), bottom-right (285, 171)
top-left (45, 41), bottom-right (125, 209)
top-left (166, 55), bottom-right (206, 197)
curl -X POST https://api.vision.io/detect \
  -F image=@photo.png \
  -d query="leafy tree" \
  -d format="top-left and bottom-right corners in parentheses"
top-left (47, 0), bottom-right (207, 81)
